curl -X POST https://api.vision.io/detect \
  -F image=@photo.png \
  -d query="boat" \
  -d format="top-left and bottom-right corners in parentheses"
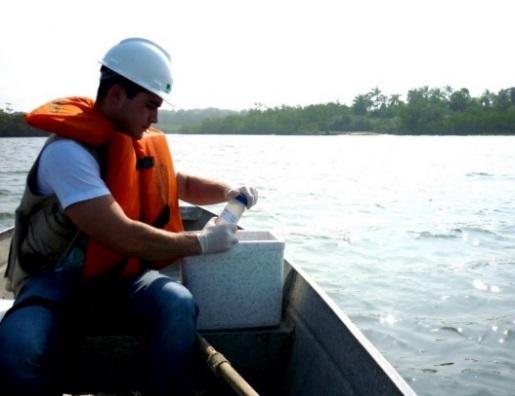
top-left (0, 206), bottom-right (417, 395)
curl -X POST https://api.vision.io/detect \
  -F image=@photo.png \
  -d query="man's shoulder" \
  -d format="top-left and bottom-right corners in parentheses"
top-left (37, 137), bottom-right (109, 206)
top-left (41, 137), bottom-right (99, 164)
top-left (43, 137), bottom-right (90, 153)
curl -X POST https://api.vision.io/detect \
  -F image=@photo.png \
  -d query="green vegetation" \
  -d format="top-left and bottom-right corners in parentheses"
top-left (182, 87), bottom-right (515, 135)
top-left (0, 109), bottom-right (45, 137)
top-left (2, 86), bottom-right (515, 136)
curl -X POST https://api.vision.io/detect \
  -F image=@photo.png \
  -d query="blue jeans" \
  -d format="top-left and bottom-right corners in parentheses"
top-left (0, 267), bottom-right (198, 396)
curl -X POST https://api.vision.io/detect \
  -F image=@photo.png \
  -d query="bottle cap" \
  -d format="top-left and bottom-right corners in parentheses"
top-left (234, 193), bottom-right (248, 206)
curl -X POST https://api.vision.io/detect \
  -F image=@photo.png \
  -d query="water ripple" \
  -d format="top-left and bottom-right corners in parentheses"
top-left (466, 172), bottom-right (494, 178)
top-left (417, 231), bottom-right (459, 240)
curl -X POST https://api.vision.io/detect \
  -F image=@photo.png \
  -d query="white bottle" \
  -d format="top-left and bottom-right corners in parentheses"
top-left (217, 194), bottom-right (248, 225)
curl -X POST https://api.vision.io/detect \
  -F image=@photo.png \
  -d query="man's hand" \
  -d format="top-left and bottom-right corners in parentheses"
top-left (225, 186), bottom-right (259, 209)
top-left (196, 218), bottom-right (238, 254)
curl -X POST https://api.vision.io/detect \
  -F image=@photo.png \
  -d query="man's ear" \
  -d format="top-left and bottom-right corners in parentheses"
top-left (105, 84), bottom-right (126, 108)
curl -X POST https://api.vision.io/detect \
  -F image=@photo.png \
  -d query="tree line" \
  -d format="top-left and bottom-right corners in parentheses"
top-left (2, 86), bottom-right (515, 137)
top-left (182, 86), bottom-right (515, 135)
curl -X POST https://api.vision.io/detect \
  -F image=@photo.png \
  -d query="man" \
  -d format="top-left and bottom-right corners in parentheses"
top-left (0, 38), bottom-right (258, 395)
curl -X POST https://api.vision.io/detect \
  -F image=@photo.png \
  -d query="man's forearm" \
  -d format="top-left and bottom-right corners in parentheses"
top-left (122, 219), bottom-right (202, 262)
top-left (177, 172), bottom-right (230, 205)
top-left (66, 195), bottom-right (203, 263)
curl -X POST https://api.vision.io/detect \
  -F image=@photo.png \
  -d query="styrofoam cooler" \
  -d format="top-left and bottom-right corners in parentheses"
top-left (181, 230), bottom-right (284, 330)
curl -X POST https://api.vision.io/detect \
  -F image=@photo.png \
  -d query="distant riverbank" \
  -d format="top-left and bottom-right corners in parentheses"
top-left (3, 85), bottom-right (515, 136)
top-left (0, 111), bottom-right (45, 137)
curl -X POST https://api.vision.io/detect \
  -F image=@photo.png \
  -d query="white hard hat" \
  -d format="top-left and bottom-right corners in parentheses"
top-left (100, 38), bottom-right (173, 102)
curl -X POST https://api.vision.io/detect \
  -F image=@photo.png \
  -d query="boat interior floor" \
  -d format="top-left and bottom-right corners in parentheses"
top-left (61, 319), bottom-right (295, 396)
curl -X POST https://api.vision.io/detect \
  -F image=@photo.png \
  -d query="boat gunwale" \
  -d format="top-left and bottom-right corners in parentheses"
top-left (282, 257), bottom-right (416, 395)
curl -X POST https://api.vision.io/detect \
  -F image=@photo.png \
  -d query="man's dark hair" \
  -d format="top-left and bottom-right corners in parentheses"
top-left (96, 65), bottom-right (149, 102)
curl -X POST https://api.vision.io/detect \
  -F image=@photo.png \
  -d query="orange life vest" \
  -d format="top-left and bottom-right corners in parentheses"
top-left (25, 96), bottom-right (184, 279)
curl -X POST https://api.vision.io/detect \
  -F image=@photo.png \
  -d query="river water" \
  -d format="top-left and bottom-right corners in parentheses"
top-left (1, 134), bottom-right (514, 395)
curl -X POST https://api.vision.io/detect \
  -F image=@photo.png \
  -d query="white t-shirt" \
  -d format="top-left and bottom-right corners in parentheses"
top-left (37, 139), bottom-right (111, 210)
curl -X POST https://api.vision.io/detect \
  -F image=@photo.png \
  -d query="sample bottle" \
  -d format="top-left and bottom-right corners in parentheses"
top-left (217, 194), bottom-right (248, 225)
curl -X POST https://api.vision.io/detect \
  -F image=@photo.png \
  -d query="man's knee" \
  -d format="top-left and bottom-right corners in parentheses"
top-left (160, 282), bottom-right (198, 321)
top-left (131, 273), bottom-right (198, 334)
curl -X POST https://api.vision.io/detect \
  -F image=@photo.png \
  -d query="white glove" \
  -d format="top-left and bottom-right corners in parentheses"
top-left (225, 186), bottom-right (259, 209)
top-left (196, 217), bottom-right (238, 254)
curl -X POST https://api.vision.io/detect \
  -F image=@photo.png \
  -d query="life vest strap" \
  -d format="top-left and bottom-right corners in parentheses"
top-left (136, 156), bottom-right (155, 170)
top-left (152, 205), bottom-right (170, 229)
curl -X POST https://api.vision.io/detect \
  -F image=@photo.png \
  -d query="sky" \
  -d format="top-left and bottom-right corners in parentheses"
top-left (1, 0), bottom-right (514, 112)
